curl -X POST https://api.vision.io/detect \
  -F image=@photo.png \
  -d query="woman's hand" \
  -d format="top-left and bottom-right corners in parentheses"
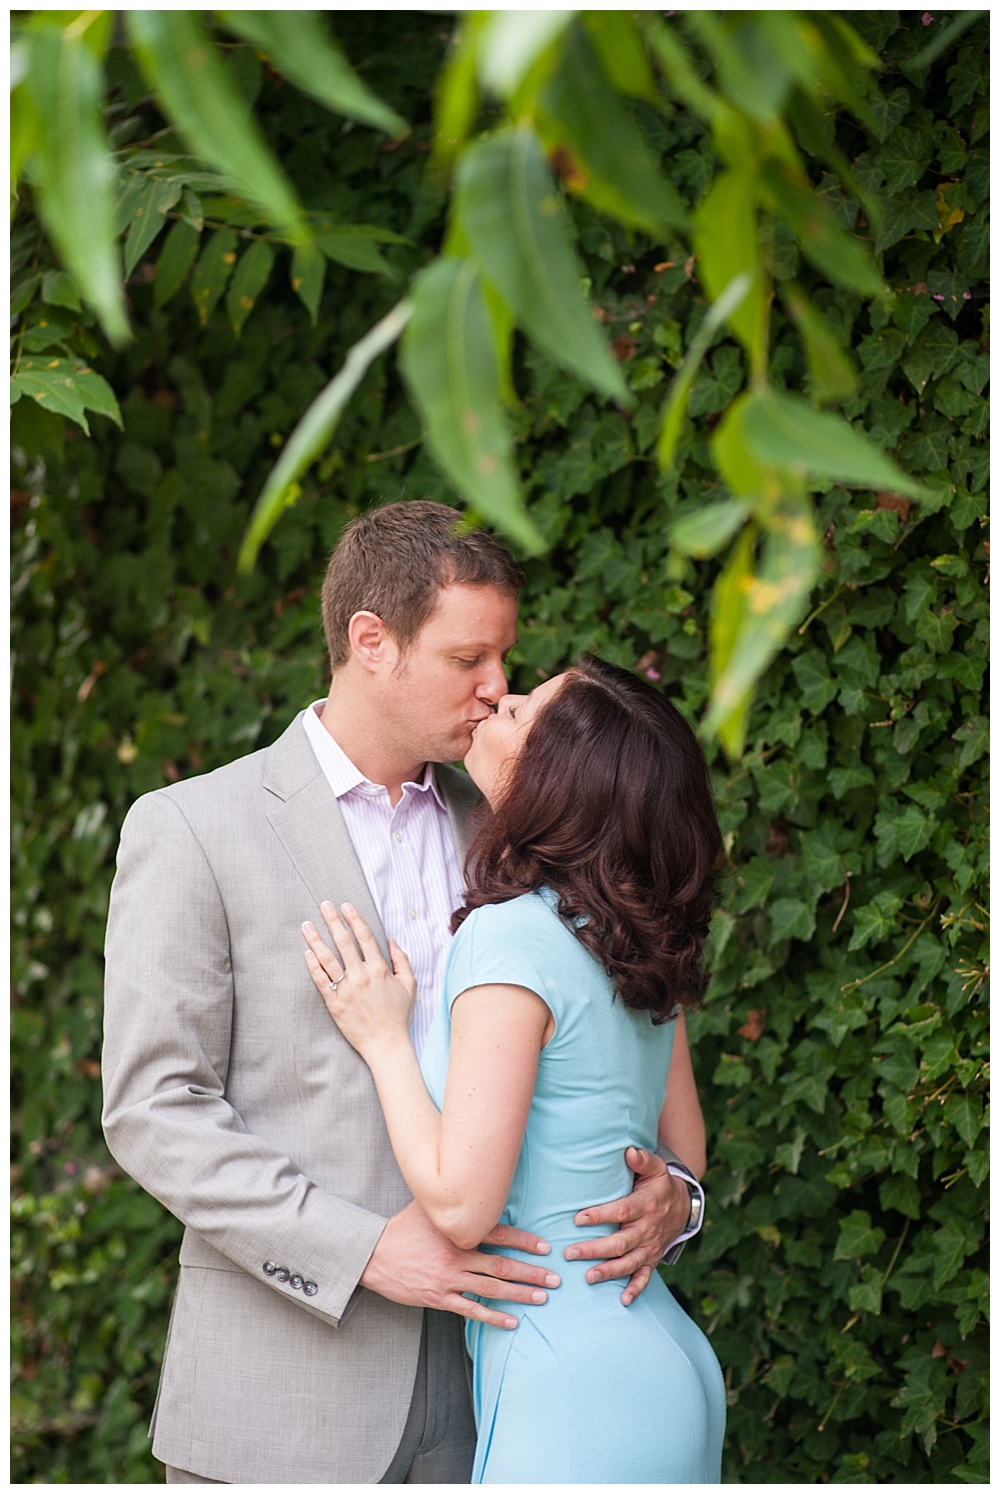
top-left (303, 901), bottom-right (417, 1060)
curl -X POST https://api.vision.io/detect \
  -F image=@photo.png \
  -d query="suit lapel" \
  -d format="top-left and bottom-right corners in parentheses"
top-left (262, 713), bottom-right (390, 960)
top-left (433, 762), bottom-right (483, 868)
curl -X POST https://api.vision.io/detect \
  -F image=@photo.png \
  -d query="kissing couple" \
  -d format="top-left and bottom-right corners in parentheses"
top-left (103, 500), bottom-right (726, 1483)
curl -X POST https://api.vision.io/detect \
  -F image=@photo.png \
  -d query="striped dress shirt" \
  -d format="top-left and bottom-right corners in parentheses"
top-left (302, 702), bottom-right (465, 1056)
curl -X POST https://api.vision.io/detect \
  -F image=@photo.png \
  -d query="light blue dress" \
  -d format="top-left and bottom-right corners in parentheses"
top-left (419, 890), bottom-right (726, 1484)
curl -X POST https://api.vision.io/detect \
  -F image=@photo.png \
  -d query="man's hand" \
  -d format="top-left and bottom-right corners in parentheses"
top-left (360, 1200), bottom-right (560, 1330)
top-left (566, 1147), bottom-right (691, 1306)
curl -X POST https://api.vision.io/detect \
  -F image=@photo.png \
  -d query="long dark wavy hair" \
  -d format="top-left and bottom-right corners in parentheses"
top-left (452, 655), bottom-right (724, 1021)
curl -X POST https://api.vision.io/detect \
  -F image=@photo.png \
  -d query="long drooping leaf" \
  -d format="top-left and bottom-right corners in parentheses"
top-left (781, 283), bottom-right (858, 404)
top-left (657, 270), bottom-right (755, 468)
top-left (226, 239), bottom-right (274, 336)
top-left (693, 168), bottom-right (769, 370)
top-left (153, 220), bottom-right (201, 309)
top-left (579, 11), bottom-right (661, 103)
top-left (316, 231), bottom-right (392, 277)
top-left (11, 356), bottom-right (123, 435)
top-left (123, 175), bottom-right (183, 277)
top-left (237, 300), bottom-right (414, 573)
top-left (742, 389), bottom-right (929, 497)
top-left (477, 10), bottom-right (573, 98)
top-left (400, 257), bottom-right (544, 554)
top-left (126, 11), bottom-right (308, 243)
top-left (760, 160), bottom-right (884, 298)
top-left (539, 24), bottom-right (688, 238)
top-left (25, 27), bottom-right (129, 345)
top-left (430, 13), bottom-right (489, 178)
top-left (290, 242), bottom-right (326, 324)
top-left (218, 11), bottom-right (406, 137)
top-left (705, 496), bottom-right (821, 757)
top-left (669, 499), bottom-right (751, 558)
top-left (190, 230), bottom-right (238, 327)
top-left (456, 127), bottom-right (629, 404)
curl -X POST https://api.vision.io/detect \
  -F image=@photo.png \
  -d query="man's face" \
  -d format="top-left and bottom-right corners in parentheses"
top-left (375, 583), bottom-right (519, 764)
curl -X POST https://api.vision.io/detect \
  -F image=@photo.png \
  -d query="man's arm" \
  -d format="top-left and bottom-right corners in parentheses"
top-left (102, 793), bottom-right (556, 1332)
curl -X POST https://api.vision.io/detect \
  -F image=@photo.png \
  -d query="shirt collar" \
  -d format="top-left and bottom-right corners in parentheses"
top-left (303, 701), bottom-right (448, 810)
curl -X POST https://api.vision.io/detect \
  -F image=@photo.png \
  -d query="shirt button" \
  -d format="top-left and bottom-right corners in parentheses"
top-left (408, 909), bottom-right (416, 919)
top-left (262, 1261), bottom-right (277, 1277)
top-left (275, 1266), bottom-right (290, 1283)
top-left (289, 1274), bottom-right (304, 1291)
top-left (394, 832), bottom-right (403, 842)
top-left (303, 1281), bottom-right (318, 1297)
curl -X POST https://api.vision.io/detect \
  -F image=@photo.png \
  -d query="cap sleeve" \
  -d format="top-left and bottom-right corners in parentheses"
top-left (444, 898), bottom-right (554, 1015)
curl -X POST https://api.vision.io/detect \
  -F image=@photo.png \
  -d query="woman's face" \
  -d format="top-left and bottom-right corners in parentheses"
top-left (464, 672), bottom-right (568, 805)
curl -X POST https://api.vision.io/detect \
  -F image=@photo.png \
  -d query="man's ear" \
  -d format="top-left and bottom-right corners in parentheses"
top-left (347, 610), bottom-right (390, 672)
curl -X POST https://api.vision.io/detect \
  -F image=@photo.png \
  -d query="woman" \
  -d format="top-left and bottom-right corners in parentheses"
top-left (303, 655), bottom-right (726, 1482)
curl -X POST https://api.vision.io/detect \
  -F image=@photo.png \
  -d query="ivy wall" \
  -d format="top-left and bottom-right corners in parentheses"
top-left (11, 11), bottom-right (988, 1483)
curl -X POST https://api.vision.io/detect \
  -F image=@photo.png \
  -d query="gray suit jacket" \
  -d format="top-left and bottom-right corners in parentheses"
top-left (102, 712), bottom-right (480, 1483)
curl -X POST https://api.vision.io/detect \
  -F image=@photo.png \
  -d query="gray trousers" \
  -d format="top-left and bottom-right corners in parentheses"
top-left (165, 1309), bottom-right (477, 1484)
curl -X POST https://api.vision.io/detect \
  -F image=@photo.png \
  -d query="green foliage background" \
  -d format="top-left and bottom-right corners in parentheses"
top-left (11, 11), bottom-right (988, 1483)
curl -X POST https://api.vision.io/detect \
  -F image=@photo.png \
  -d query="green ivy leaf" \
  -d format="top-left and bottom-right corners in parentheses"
top-left (835, 1209), bottom-right (887, 1259)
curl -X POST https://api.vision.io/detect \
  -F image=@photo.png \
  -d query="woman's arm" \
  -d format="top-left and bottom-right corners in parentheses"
top-left (303, 902), bottom-right (550, 1250)
top-left (657, 1012), bottom-right (707, 1179)
top-left (369, 984), bottom-right (549, 1249)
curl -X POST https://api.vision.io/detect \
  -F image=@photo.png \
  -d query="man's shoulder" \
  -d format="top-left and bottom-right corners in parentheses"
top-left (124, 713), bottom-right (311, 830)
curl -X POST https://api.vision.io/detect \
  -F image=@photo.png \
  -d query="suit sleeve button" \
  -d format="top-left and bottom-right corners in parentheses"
top-left (289, 1274), bottom-right (304, 1290)
top-left (303, 1281), bottom-right (318, 1297)
top-left (262, 1261), bottom-right (277, 1277)
top-left (275, 1266), bottom-right (290, 1283)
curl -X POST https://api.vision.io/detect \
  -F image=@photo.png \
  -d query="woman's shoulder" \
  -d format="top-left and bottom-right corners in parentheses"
top-left (459, 890), bottom-right (563, 941)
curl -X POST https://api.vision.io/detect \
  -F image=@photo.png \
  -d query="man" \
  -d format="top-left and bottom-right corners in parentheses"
top-left (102, 502), bottom-right (705, 1484)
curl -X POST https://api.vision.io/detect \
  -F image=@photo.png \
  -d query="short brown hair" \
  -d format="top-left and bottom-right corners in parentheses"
top-left (321, 501), bottom-right (524, 668)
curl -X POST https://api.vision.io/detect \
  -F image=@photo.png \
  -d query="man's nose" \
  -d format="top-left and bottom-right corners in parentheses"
top-left (477, 658), bottom-right (508, 705)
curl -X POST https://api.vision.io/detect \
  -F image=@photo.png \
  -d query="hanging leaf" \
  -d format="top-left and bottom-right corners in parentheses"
top-left (670, 499), bottom-right (751, 558)
top-left (538, 24), bottom-right (688, 238)
top-left (760, 161), bottom-right (884, 298)
top-left (11, 355), bottom-right (122, 435)
top-left (742, 389), bottom-right (929, 497)
top-left (11, 82), bottom-right (41, 191)
top-left (238, 300), bottom-right (414, 573)
top-left (154, 220), bottom-right (201, 309)
top-left (190, 230), bottom-right (239, 327)
top-left (226, 239), bottom-right (274, 337)
top-left (430, 12), bottom-right (490, 177)
top-left (25, 27), bottom-right (129, 345)
top-left (290, 243), bottom-right (326, 324)
top-left (477, 11), bottom-right (572, 99)
top-left (316, 231), bottom-right (392, 276)
top-left (658, 271), bottom-right (756, 468)
top-left (123, 175), bottom-right (183, 277)
top-left (126, 10), bottom-right (308, 244)
top-left (579, 11), bottom-right (661, 103)
top-left (781, 283), bottom-right (858, 403)
top-left (706, 497), bottom-right (821, 757)
top-left (706, 523), bottom-right (757, 759)
top-left (693, 168), bottom-right (769, 369)
top-left (456, 127), bottom-right (630, 404)
top-left (711, 392), bottom-right (770, 498)
top-left (218, 11), bottom-right (406, 138)
top-left (400, 257), bottom-right (544, 554)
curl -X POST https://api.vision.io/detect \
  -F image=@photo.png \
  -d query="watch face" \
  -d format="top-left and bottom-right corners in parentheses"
top-left (687, 1190), bottom-right (703, 1232)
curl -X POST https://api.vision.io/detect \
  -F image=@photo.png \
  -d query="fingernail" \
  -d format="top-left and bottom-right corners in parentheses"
top-left (623, 1295), bottom-right (633, 1306)
top-left (578, 1212), bottom-right (591, 1224)
top-left (320, 901), bottom-right (333, 912)
top-left (545, 1272), bottom-right (560, 1287)
top-left (531, 1290), bottom-right (547, 1304)
top-left (505, 1317), bottom-right (518, 1329)
top-left (534, 1240), bottom-right (550, 1254)
top-left (586, 1270), bottom-right (598, 1283)
top-left (342, 902), bottom-right (355, 914)
top-left (564, 1247), bottom-right (579, 1261)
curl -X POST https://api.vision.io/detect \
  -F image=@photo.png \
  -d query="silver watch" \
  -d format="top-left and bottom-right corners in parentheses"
top-left (684, 1183), bottom-right (703, 1234)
